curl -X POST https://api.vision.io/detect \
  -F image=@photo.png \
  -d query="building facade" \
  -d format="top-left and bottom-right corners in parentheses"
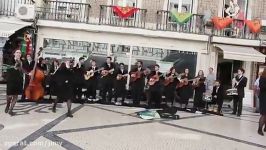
top-left (1, 0), bottom-right (266, 108)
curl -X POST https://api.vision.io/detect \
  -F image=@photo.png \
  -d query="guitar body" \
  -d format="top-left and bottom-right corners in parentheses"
top-left (117, 74), bottom-right (127, 80)
top-left (25, 69), bottom-right (45, 101)
top-left (148, 75), bottom-right (159, 86)
top-left (130, 71), bottom-right (142, 82)
top-left (84, 71), bottom-right (94, 80)
top-left (164, 76), bottom-right (174, 86)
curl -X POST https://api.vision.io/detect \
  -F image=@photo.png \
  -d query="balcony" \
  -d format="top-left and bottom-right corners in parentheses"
top-left (156, 10), bottom-right (205, 35)
top-left (37, 1), bottom-right (91, 23)
top-left (0, 0), bottom-right (34, 16)
top-left (212, 19), bottom-right (259, 40)
top-left (99, 5), bottom-right (147, 28)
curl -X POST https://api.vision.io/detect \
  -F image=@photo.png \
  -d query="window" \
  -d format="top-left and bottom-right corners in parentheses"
top-left (223, 0), bottom-right (247, 19)
top-left (168, 0), bottom-right (193, 13)
top-left (112, 0), bottom-right (137, 7)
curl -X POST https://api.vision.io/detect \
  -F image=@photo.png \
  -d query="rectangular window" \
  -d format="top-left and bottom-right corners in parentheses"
top-left (223, 0), bottom-right (247, 19)
top-left (168, 0), bottom-right (193, 13)
top-left (112, 0), bottom-right (137, 7)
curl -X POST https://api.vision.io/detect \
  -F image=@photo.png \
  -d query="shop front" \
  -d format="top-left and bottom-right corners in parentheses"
top-left (214, 44), bottom-right (266, 108)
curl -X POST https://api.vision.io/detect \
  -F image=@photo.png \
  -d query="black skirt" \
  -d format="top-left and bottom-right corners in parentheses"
top-left (259, 95), bottom-right (266, 115)
top-left (6, 68), bottom-right (23, 95)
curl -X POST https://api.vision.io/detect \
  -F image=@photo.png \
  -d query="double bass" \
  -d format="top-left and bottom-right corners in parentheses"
top-left (25, 47), bottom-right (45, 101)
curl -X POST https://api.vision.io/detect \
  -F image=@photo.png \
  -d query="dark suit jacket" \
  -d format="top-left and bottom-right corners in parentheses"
top-left (22, 60), bottom-right (35, 73)
top-left (235, 76), bottom-right (247, 98)
top-left (212, 86), bottom-right (224, 102)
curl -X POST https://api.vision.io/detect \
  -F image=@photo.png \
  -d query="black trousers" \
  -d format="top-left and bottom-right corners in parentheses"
top-left (212, 98), bottom-right (223, 113)
top-left (131, 84), bottom-right (144, 105)
top-left (74, 85), bottom-right (83, 101)
top-left (164, 86), bottom-right (176, 105)
top-left (86, 80), bottom-right (97, 99)
top-left (21, 74), bottom-right (30, 100)
top-left (114, 82), bottom-right (126, 102)
top-left (101, 79), bottom-right (113, 103)
top-left (148, 89), bottom-right (162, 108)
top-left (233, 96), bottom-right (243, 115)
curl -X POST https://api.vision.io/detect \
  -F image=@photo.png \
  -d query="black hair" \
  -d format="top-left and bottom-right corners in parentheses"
top-left (79, 57), bottom-right (84, 61)
top-left (107, 57), bottom-right (112, 60)
top-left (238, 68), bottom-right (245, 74)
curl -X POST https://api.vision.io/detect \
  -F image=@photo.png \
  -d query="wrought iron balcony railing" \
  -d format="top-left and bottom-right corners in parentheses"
top-left (99, 5), bottom-right (147, 28)
top-left (156, 10), bottom-right (205, 34)
top-left (37, 1), bottom-right (91, 23)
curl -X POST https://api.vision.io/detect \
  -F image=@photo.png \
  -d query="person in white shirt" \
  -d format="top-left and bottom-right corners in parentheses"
top-left (254, 72), bottom-right (262, 113)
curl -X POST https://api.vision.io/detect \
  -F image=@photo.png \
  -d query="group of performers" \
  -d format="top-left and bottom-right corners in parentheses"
top-left (4, 48), bottom-right (249, 119)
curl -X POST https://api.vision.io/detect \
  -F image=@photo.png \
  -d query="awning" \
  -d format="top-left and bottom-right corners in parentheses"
top-left (0, 17), bottom-right (32, 38)
top-left (215, 44), bottom-right (265, 63)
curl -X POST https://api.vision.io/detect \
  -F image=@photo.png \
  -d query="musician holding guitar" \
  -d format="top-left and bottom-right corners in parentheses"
top-left (130, 61), bottom-right (146, 106)
top-left (164, 67), bottom-right (179, 106)
top-left (176, 69), bottom-right (193, 110)
top-left (85, 60), bottom-right (100, 102)
top-left (100, 57), bottom-right (115, 104)
top-left (192, 70), bottom-right (206, 112)
top-left (114, 63), bottom-right (128, 105)
top-left (147, 64), bottom-right (164, 108)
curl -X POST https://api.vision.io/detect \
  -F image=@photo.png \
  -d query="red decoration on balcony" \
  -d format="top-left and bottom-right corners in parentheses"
top-left (212, 17), bottom-right (233, 30)
top-left (112, 6), bottom-right (139, 19)
top-left (245, 19), bottom-right (261, 33)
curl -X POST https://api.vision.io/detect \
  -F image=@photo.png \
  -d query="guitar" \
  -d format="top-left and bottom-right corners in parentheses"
top-left (116, 74), bottom-right (128, 80)
top-left (164, 74), bottom-right (179, 86)
top-left (84, 68), bottom-right (103, 80)
top-left (148, 73), bottom-right (165, 86)
top-left (130, 69), bottom-right (150, 82)
top-left (101, 68), bottom-right (114, 77)
top-left (177, 78), bottom-right (194, 88)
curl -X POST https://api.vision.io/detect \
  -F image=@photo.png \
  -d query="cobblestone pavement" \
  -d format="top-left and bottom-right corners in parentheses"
top-left (0, 100), bottom-right (265, 150)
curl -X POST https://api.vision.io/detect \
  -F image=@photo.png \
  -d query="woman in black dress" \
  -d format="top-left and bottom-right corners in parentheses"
top-left (164, 67), bottom-right (179, 106)
top-left (193, 70), bottom-right (206, 111)
top-left (5, 50), bottom-right (23, 116)
top-left (258, 69), bottom-right (266, 136)
top-left (52, 62), bottom-right (75, 117)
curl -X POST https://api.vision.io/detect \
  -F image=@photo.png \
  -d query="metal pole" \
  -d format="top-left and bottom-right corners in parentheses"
top-left (126, 45), bottom-right (133, 90)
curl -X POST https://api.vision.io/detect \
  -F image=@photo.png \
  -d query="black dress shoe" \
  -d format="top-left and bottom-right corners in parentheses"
top-left (258, 129), bottom-right (264, 136)
top-left (67, 112), bottom-right (73, 118)
top-left (8, 111), bottom-right (14, 116)
top-left (52, 107), bottom-right (56, 113)
top-left (5, 106), bottom-right (9, 113)
top-left (231, 112), bottom-right (236, 115)
top-left (5, 103), bottom-right (10, 113)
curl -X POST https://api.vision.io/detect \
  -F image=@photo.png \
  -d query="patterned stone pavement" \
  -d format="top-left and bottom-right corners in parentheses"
top-left (0, 100), bottom-right (265, 150)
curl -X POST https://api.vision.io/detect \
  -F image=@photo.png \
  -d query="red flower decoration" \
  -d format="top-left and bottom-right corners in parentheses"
top-left (212, 17), bottom-right (233, 30)
top-left (245, 19), bottom-right (261, 33)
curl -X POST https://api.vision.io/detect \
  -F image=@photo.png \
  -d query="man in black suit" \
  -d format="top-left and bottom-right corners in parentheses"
top-left (100, 57), bottom-right (115, 104)
top-left (85, 59), bottom-right (99, 102)
top-left (21, 54), bottom-right (35, 101)
top-left (232, 68), bottom-right (247, 117)
top-left (114, 63), bottom-right (128, 105)
top-left (130, 61), bottom-right (146, 106)
top-left (73, 57), bottom-right (85, 104)
top-left (212, 80), bottom-right (224, 115)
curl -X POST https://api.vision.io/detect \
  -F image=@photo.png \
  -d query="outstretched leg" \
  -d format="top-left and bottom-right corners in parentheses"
top-left (67, 99), bottom-right (73, 117)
